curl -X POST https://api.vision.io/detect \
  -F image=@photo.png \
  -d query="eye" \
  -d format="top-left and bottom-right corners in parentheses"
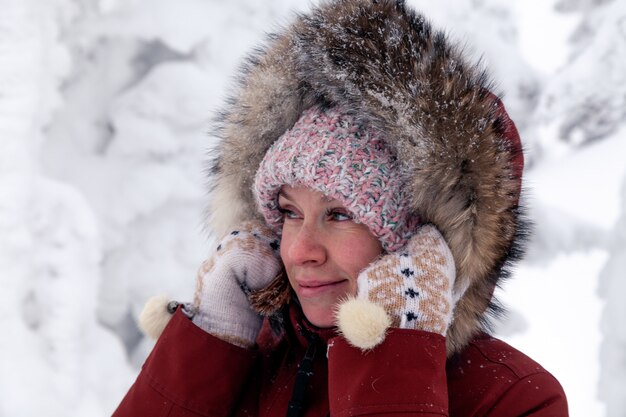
top-left (326, 208), bottom-right (352, 222)
top-left (277, 204), bottom-right (300, 220)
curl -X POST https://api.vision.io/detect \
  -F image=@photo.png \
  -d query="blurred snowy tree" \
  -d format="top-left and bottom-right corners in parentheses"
top-left (540, 3), bottom-right (626, 414)
top-left (598, 169), bottom-right (626, 417)
top-left (539, 0), bottom-right (626, 148)
top-left (0, 1), bottom-right (134, 416)
top-left (555, 0), bottom-right (614, 13)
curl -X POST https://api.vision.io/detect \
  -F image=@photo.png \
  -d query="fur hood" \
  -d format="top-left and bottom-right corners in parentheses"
top-left (206, 0), bottom-right (528, 355)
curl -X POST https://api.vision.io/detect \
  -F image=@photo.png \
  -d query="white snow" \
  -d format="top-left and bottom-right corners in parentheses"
top-left (1, 0), bottom-right (624, 416)
top-left (597, 172), bottom-right (626, 417)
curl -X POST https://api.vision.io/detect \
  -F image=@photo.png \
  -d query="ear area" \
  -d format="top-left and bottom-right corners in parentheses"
top-left (335, 297), bottom-right (391, 350)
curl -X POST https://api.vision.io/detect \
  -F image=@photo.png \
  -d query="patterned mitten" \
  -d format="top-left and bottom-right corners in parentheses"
top-left (192, 220), bottom-right (282, 348)
top-left (336, 224), bottom-right (456, 350)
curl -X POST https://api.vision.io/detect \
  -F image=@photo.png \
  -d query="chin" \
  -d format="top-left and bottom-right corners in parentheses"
top-left (301, 306), bottom-right (336, 329)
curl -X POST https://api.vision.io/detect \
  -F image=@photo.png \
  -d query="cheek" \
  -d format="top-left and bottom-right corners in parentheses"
top-left (279, 228), bottom-right (296, 276)
top-left (279, 235), bottom-right (290, 268)
top-left (334, 231), bottom-right (383, 277)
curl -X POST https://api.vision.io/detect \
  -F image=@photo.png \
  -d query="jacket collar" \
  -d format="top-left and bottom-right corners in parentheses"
top-left (287, 301), bottom-right (338, 348)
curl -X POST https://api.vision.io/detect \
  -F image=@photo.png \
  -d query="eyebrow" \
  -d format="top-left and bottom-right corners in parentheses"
top-left (277, 189), bottom-right (293, 201)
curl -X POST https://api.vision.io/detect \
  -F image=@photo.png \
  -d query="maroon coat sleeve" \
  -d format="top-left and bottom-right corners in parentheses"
top-left (327, 329), bottom-right (449, 417)
top-left (447, 335), bottom-right (569, 417)
top-left (112, 309), bottom-right (258, 417)
top-left (484, 372), bottom-right (568, 417)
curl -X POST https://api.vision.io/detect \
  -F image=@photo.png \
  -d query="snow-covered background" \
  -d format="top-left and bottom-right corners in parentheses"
top-left (1, 0), bottom-right (624, 416)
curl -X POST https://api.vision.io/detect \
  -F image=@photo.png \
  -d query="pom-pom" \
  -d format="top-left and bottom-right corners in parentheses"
top-left (336, 298), bottom-right (391, 350)
top-left (139, 295), bottom-right (174, 340)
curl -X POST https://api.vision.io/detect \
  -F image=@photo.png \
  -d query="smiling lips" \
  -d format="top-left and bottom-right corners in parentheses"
top-left (296, 279), bottom-right (348, 297)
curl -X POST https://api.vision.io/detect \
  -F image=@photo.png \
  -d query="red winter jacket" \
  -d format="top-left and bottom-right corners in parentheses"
top-left (113, 305), bottom-right (568, 417)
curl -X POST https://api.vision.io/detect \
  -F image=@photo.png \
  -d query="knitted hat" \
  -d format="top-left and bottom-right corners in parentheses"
top-left (253, 105), bottom-right (420, 252)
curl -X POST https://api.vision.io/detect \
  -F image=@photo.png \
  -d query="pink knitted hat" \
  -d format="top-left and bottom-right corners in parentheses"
top-left (253, 105), bottom-right (420, 251)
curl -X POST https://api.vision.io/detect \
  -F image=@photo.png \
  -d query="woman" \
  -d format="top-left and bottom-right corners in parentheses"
top-left (114, 0), bottom-right (568, 416)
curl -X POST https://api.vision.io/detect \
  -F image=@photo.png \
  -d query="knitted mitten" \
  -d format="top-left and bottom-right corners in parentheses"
top-left (336, 224), bottom-right (456, 350)
top-left (192, 220), bottom-right (282, 348)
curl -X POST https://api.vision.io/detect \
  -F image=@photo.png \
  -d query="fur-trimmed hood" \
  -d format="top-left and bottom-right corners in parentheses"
top-left (207, 0), bottom-right (528, 355)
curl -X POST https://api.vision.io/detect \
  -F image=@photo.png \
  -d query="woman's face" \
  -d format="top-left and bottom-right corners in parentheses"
top-left (278, 186), bottom-right (383, 328)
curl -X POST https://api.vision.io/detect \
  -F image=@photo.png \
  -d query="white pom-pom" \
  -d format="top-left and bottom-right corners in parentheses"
top-left (336, 298), bottom-right (391, 350)
top-left (139, 295), bottom-right (174, 340)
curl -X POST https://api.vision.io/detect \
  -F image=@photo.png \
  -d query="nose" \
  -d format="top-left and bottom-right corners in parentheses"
top-left (284, 222), bottom-right (327, 266)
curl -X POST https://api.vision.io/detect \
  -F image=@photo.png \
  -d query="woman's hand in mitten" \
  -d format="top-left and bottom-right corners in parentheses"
top-left (192, 220), bottom-right (282, 348)
top-left (336, 224), bottom-right (456, 350)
